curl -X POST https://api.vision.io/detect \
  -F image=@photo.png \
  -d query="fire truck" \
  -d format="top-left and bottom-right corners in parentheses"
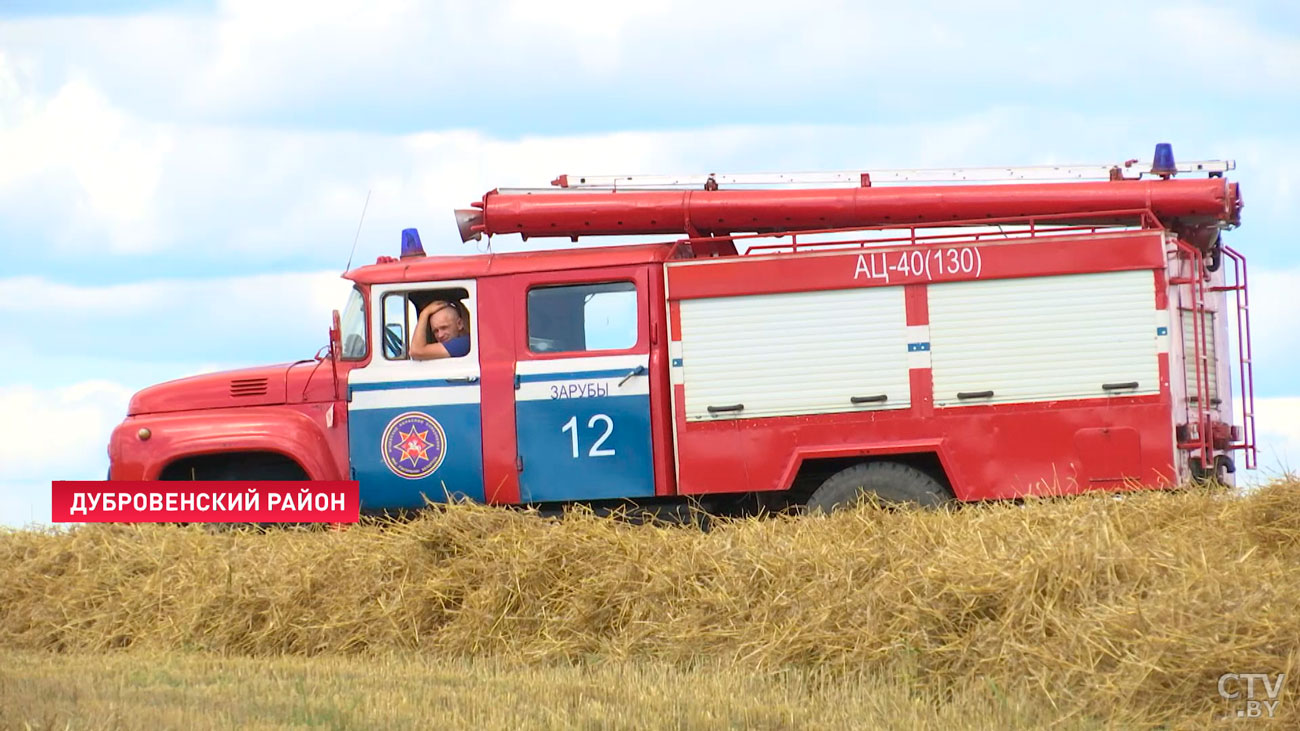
top-left (108, 145), bottom-right (1256, 512)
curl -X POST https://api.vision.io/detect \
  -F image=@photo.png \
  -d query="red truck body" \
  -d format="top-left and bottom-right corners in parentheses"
top-left (110, 153), bottom-right (1255, 512)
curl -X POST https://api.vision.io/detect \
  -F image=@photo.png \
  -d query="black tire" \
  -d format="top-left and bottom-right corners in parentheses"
top-left (806, 461), bottom-right (952, 513)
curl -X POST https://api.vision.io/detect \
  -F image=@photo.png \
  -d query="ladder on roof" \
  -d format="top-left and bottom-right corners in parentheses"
top-left (550, 159), bottom-right (1236, 190)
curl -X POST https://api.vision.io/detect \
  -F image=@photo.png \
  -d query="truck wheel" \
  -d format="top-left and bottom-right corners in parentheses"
top-left (806, 461), bottom-right (952, 513)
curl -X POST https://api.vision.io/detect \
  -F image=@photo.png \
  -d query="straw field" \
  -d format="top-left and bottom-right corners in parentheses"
top-left (2, 651), bottom-right (1108, 730)
top-left (2, 481), bottom-right (1299, 728)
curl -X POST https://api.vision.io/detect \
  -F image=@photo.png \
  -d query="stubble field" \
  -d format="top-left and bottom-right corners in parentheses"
top-left (2, 481), bottom-right (1298, 728)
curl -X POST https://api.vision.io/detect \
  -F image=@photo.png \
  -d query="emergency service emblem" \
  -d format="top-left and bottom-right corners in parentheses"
top-left (381, 411), bottom-right (447, 479)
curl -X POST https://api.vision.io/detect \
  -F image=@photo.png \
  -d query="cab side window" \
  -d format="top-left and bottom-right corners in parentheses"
top-left (382, 288), bottom-right (473, 360)
top-left (528, 281), bottom-right (637, 353)
top-left (340, 286), bottom-right (369, 360)
top-left (381, 293), bottom-right (412, 359)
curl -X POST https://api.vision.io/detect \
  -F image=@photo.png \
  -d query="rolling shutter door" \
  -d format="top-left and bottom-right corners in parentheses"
top-left (1182, 310), bottom-right (1220, 404)
top-left (679, 287), bottom-right (910, 420)
top-left (929, 270), bottom-right (1159, 406)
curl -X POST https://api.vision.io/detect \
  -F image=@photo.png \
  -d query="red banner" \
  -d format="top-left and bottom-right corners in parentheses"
top-left (51, 481), bottom-right (360, 523)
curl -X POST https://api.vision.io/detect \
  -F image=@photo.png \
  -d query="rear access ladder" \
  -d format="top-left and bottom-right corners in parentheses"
top-left (1174, 240), bottom-right (1257, 475)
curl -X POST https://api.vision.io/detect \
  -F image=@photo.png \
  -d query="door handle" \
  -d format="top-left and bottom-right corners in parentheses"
top-left (850, 394), bottom-right (888, 404)
top-left (957, 390), bottom-right (994, 400)
top-left (618, 365), bottom-right (647, 387)
top-left (1102, 381), bottom-right (1139, 391)
top-left (707, 403), bottom-right (744, 414)
top-left (445, 376), bottom-right (480, 384)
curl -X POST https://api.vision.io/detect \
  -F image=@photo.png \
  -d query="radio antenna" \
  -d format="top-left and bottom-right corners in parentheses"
top-left (344, 188), bottom-right (372, 273)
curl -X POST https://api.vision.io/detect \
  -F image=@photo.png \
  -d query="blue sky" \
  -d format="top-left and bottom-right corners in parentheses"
top-left (2, 0), bottom-right (1299, 525)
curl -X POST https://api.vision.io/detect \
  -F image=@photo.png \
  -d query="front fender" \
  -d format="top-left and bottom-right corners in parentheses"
top-left (111, 407), bottom-right (342, 481)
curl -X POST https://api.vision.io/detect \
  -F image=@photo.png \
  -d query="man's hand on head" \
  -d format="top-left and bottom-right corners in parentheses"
top-left (417, 300), bottom-right (447, 328)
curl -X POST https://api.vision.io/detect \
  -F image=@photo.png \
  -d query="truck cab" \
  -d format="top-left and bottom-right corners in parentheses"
top-left (339, 239), bottom-right (689, 509)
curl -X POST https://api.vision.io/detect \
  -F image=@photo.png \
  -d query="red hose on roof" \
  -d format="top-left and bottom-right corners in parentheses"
top-left (458, 178), bottom-right (1239, 241)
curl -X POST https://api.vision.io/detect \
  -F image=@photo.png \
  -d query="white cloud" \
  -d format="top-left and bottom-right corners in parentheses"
top-left (0, 59), bottom-right (172, 252)
top-left (1248, 396), bottom-right (1300, 481)
top-left (0, 271), bottom-right (354, 366)
top-left (168, 2), bottom-right (1297, 106)
top-left (1, 12), bottom-right (1294, 268)
top-left (0, 275), bottom-right (166, 315)
top-left (0, 63), bottom-right (1000, 259)
top-left (10, 63), bottom-right (1289, 269)
top-left (0, 270), bottom-right (351, 316)
top-left (1151, 5), bottom-right (1300, 92)
top-left (0, 380), bottom-right (131, 484)
top-left (188, 0), bottom-right (436, 114)
top-left (2, 1), bottom-right (1295, 130)
top-left (501, 0), bottom-right (669, 73)
top-left (1230, 267), bottom-right (1300, 396)
top-left (0, 481), bottom-right (52, 529)
top-left (1224, 137), bottom-right (1300, 223)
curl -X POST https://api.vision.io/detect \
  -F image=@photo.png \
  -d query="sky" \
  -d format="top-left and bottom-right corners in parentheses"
top-left (2, 0), bottom-right (1298, 525)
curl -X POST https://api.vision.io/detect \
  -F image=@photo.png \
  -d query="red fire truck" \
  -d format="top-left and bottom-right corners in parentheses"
top-left (108, 145), bottom-right (1256, 512)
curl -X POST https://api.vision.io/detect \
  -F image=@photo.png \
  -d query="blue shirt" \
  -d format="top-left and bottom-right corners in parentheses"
top-left (444, 334), bottom-right (470, 358)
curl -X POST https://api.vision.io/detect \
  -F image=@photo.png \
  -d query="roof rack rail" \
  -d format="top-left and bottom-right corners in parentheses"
top-left (549, 159), bottom-right (1235, 190)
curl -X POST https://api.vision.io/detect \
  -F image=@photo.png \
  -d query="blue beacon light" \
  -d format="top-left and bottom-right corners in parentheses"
top-left (1151, 143), bottom-right (1177, 178)
top-left (400, 228), bottom-right (426, 258)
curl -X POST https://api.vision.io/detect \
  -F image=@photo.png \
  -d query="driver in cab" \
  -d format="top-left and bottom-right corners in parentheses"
top-left (411, 300), bottom-right (471, 360)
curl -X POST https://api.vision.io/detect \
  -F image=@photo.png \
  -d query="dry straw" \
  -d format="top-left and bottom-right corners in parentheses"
top-left (3, 481), bottom-right (1298, 725)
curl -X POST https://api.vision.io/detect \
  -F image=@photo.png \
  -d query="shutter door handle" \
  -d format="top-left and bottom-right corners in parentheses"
top-left (707, 404), bottom-right (745, 414)
top-left (446, 376), bottom-right (479, 384)
top-left (957, 390), bottom-right (994, 400)
top-left (850, 394), bottom-right (888, 404)
top-left (1102, 381), bottom-right (1139, 391)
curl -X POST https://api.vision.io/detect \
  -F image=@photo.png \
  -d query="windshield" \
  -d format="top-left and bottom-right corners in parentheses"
top-left (340, 286), bottom-right (368, 360)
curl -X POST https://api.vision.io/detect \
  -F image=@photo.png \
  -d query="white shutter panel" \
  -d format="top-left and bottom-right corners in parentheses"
top-left (679, 287), bottom-right (910, 420)
top-left (1182, 310), bottom-right (1220, 404)
top-left (929, 270), bottom-right (1159, 406)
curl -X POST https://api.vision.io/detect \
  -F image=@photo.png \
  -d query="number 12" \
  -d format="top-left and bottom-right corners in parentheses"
top-left (562, 414), bottom-right (616, 458)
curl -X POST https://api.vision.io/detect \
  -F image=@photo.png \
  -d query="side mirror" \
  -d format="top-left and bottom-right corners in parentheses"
top-left (328, 309), bottom-right (343, 401)
top-left (330, 309), bottom-right (343, 361)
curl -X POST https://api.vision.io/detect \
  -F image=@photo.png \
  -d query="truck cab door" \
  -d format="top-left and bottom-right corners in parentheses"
top-left (346, 279), bottom-right (485, 510)
top-left (513, 267), bottom-right (656, 502)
